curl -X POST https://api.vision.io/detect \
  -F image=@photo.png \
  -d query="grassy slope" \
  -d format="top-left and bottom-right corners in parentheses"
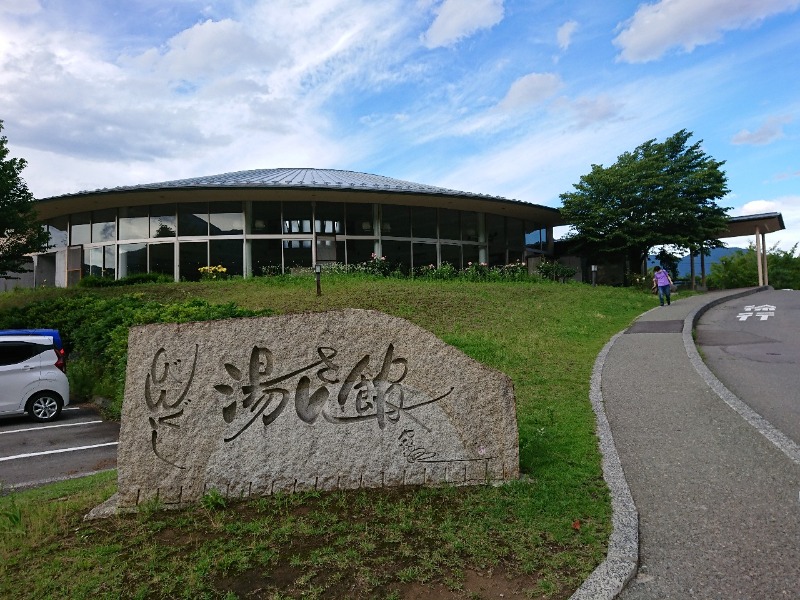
top-left (0, 277), bottom-right (654, 599)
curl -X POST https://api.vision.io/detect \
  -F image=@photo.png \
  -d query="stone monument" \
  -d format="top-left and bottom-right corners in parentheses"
top-left (91, 309), bottom-right (519, 516)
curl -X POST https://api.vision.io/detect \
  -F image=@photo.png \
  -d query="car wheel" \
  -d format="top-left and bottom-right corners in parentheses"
top-left (27, 391), bottom-right (64, 422)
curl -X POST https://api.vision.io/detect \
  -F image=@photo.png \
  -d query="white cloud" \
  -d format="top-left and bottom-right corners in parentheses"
top-left (739, 199), bottom-right (783, 215)
top-left (128, 19), bottom-right (282, 81)
top-left (496, 73), bottom-right (563, 112)
top-left (731, 115), bottom-right (793, 145)
top-left (0, 0), bottom-right (419, 190)
top-left (557, 20), bottom-right (578, 51)
top-left (614, 0), bottom-right (800, 63)
top-left (774, 168), bottom-right (800, 181)
top-left (422, 0), bottom-right (504, 48)
top-left (568, 94), bottom-right (626, 128)
top-left (0, 0), bottom-right (40, 15)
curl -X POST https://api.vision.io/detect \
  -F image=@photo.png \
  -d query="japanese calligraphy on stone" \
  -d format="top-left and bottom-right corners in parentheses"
top-left (112, 309), bottom-right (520, 510)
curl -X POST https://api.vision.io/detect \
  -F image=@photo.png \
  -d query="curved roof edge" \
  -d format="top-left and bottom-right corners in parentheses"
top-left (35, 167), bottom-right (563, 224)
top-left (40, 167), bottom-right (526, 204)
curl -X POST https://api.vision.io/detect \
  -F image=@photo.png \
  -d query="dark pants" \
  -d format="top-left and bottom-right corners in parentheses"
top-left (658, 284), bottom-right (671, 306)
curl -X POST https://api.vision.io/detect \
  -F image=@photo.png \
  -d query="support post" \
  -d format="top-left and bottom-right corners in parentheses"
top-left (755, 227), bottom-right (764, 286)
top-left (761, 231), bottom-right (769, 286)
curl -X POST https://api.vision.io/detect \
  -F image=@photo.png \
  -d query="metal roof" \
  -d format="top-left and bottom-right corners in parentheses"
top-left (35, 168), bottom-right (564, 224)
top-left (44, 168), bottom-right (514, 201)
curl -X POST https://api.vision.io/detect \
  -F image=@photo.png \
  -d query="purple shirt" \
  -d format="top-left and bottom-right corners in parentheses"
top-left (654, 270), bottom-right (670, 286)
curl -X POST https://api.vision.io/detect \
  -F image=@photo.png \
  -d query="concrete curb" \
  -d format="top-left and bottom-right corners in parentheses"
top-left (569, 331), bottom-right (638, 599)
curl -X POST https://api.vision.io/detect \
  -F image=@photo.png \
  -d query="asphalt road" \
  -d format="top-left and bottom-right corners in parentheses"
top-left (696, 288), bottom-right (800, 446)
top-left (0, 404), bottom-right (119, 491)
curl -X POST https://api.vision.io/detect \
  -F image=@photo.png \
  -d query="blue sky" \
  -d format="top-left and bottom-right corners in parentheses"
top-left (1, 0), bottom-right (798, 250)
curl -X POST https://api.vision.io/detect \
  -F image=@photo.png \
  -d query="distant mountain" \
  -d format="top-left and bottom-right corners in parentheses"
top-left (648, 247), bottom-right (746, 278)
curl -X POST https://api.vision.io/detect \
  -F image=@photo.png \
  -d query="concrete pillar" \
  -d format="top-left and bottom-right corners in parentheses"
top-left (762, 231), bottom-right (769, 286)
top-left (755, 226), bottom-right (764, 286)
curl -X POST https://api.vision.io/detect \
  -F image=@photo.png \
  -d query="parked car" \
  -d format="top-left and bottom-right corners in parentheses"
top-left (0, 330), bottom-right (70, 422)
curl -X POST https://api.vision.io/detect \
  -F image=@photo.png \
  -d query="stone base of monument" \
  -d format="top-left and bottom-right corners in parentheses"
top-left (88, 309), bottom-right (519, 519)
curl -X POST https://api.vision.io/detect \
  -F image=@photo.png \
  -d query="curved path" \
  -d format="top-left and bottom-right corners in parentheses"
top-left (572, 288), bottom-right (800, 599)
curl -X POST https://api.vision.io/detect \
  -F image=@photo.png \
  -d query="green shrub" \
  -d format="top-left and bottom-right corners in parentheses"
top-left (119, 272), bottom-right (174, 285)
top-left (708, 244), bottom-right (800, 290)
top-left (537, 260), bottom-right (577, 282)
top-left (77, 272), bottom-right (175, 288)
top-left (77, 275), bottom-right (116, 288)
top-left (0, 295), bottom-right (268, 419)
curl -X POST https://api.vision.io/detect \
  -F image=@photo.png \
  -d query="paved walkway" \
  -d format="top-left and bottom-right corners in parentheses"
top-left (572, 289), bottom-right (800, 599)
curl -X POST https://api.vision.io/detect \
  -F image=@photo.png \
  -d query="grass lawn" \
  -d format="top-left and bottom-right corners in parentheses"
top-left (0, 276), bottom-right (655, 599)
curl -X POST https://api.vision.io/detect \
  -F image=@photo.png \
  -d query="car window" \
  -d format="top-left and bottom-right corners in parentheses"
top-left (0, 341), bottom-right (47, 366)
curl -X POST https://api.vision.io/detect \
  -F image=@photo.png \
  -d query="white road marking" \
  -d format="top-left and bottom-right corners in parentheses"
top-left (0, 420), bottom-right (104, 435)
top-left (0, 441), bottom-right (118, 462)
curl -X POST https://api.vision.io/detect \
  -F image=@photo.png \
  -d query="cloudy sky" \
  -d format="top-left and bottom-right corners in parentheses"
top-left (1, 0), bottom-right (798, 249)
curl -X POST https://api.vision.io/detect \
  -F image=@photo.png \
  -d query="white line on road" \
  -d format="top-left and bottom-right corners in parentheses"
top-left (0, 442), bottom-right (118, 462)
top-left (0, 420), bottom-right (104, 435)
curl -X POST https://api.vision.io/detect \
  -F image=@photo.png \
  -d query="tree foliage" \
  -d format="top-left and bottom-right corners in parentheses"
top-left (707, 244), bottom-right (800, 290)
top-left (559, 130), bottom-right (730, 272)
top-left (0, 120), bottom-right (49, 278)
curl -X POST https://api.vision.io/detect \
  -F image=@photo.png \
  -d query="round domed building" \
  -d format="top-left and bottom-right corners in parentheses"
top-left (32, 168), bottom-right (563, 286)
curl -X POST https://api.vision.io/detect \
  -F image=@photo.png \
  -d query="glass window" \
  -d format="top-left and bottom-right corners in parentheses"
top-left (462, 212), bottom-right (480, 242)
top-left (210, 239), bottom-right (243, 277)
top-left (251, 239), bottom-right (282, 276)
top-left (487, 214), bottom-right (506, 265)
top-left (381, 240), bottom-right (410, 275)
top-left (463, 245), bottom-right (482, 266)
top-left (411, 206), bottom-right (437, 239)
top-left (440, 244), bottom-right (461, 269)
top-left (315, 237), bottom-right (341, 263)
top-left (119, 243), bottom-right (147, 278)
top-left (47, 217), bottom-right (68, 249)
top-left (439, 209), bottom-right (460, 241)
top-left (0, 341), bottom-right (44, 366)
top-left (251, 202), bottom-right (281, 234)
top-left (283, 239), bottom-right (312, 269)
top-left (381, 205), bottom-right (411, 237)
top-left (87, 247), bottom-right (103, 277)
top-left (119, 206), bottom-right (149, 241)
top-left (179, 202), bottom-right (209, 237)
top-left (345, 203), bottom-right (374, 236)
top-left (92, 209), bottom-right (116, 243)
top-left (346, 239), bottom-right (376, 265)
top-left (71, 213), bottom-right (91, 246)
top-left (150, 243), bottom-right (175, 277)
top-left (412, 242), bottom-right (437, 271)
top-left (103, 245), bottom-right (116, 278)
top-left (507, 218), bottom-right (524, 251)
top-left (315, 202), bottom-right (343, 234)
top-left (209, 201), bottom-right (243, 236)
top-left (283, 202), bottom-right (312, 234)
top-left (151, 204), bottom-right (176, 238)
top-left (525, 222), bottom-right (548, 250)
top-left (486, 214), bottom-right (505, 247)
top-left (179, 241), bottom-right (207, 281)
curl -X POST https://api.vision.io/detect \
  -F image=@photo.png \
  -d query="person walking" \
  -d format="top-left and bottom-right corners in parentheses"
top-left (652, 266), bottom-right (673, 306)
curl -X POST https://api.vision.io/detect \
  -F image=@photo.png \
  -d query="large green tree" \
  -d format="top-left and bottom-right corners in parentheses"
top-left (0, 120), bottom-right (49, 277)
top-left (559, 130), bottom-right (730, 273)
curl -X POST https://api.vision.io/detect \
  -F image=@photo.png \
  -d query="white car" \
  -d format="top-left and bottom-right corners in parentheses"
top-left (0, 332), bottom-right (70, 422)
